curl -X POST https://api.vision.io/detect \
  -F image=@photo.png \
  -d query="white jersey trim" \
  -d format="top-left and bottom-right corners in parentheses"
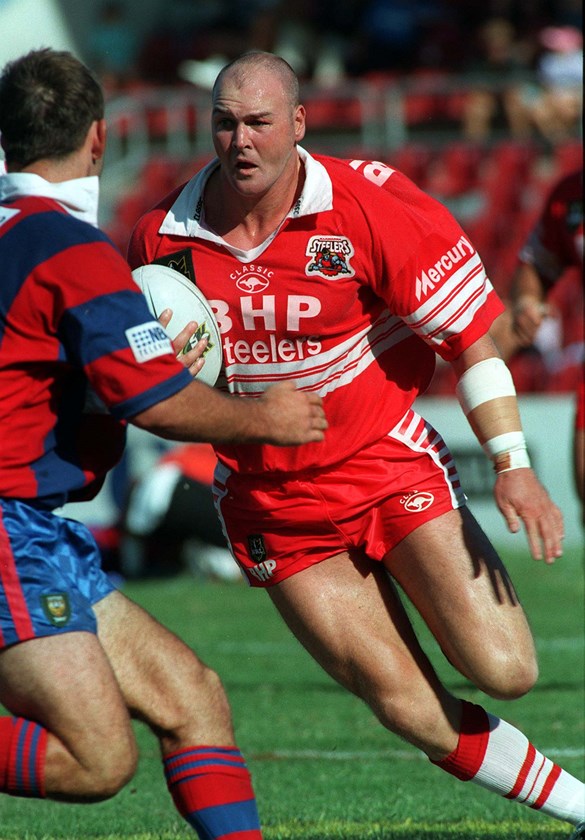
top-left (158, 146), bottom-right (333, 263)
top-left (223, 310), bottom-right (412, 395)
top-left (404, 253), bottom-right (493, 346)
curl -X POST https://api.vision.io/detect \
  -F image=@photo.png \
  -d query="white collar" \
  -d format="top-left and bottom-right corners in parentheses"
top-left (0, 172), bottom-right (100, 227)
top-left (158, 146), bottom-right (333, 262)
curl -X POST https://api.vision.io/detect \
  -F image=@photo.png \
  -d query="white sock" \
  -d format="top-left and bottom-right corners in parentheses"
top-left (435, 701), bottom-right (585, 824)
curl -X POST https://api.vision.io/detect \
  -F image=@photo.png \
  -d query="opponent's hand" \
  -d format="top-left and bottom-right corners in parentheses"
top-left (512, 296), bottom-right (547, 347)
top-left (258, 381), bottom-right (327, 445)
top-left (494, 468), bottom-right (564, 563)
top-left (158, 309), bottom-right (208, 378)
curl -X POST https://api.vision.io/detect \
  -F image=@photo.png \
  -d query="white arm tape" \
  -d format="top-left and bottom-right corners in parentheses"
top-left (455, 357), bottom-right (517, 415)
top-left (456, 357), bottom-right (530, 472)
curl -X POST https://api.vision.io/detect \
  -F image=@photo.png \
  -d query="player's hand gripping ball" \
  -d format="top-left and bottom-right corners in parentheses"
top-left (132, 264), bottom-right (223, 386)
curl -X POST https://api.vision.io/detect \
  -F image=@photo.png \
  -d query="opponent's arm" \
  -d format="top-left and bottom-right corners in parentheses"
top-left (509, 262), bottom-right (548, 347)
top-left (451, 334), bottom-right (563, 564)
top-left (130, 379), bottom-right (327, 447)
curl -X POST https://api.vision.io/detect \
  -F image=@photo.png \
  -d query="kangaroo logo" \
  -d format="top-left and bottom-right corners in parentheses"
top-left (401, 491), bottom-right (435, 512)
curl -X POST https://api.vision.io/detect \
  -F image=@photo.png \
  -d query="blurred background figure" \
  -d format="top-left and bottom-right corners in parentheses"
top-left (491, 167), bottom-right (583, 515)
top-left (121, 443), bottom-right (241, 581)
top-left (460, 17), bottom-right (534, 141)
top-left (87, 1), bottom-right (140, 92)
top-left (523, 25), bottom-right (583, 144)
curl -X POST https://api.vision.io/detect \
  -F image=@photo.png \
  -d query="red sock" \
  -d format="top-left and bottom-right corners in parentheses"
top-left (0, 716), bottom-right (48, 797)
top-left (164, 745), bottom-right (262, 838)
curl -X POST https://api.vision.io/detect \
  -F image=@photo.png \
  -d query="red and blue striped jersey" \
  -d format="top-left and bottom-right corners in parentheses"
top-left (0, 183), bottom-right (191, 505)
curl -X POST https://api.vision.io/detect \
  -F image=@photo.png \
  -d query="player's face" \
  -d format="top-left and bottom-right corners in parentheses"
top-left (211, 70), bottom-right (305, 200)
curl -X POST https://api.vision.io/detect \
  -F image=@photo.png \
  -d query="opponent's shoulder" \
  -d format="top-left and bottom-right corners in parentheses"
top-left (1, 194), bottom-right (116, 261)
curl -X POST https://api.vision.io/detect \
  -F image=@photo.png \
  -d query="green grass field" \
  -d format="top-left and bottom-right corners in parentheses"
top-left (0, 546), bottom-right (583, 840)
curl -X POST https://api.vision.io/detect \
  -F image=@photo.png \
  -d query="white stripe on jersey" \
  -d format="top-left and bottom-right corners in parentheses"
top-left (224, 311), bottom-right (413, 395)
top-left (404, 253), bottom-right (493, 346)
top-left (388, 408), bottom-right (466, 508)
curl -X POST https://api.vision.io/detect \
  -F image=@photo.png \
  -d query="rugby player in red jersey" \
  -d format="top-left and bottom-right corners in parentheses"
top-left (129, 51), bottom-right (584, 836)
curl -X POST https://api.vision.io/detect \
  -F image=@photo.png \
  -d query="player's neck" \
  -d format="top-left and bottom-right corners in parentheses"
top-left (204, 158), bottom-right (304, 249)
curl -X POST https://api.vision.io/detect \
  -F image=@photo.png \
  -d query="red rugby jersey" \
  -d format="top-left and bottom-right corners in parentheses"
top-left (128, 149), bottom-right (503, 476)
top-left (0, 180), bottom-right (191, 504)
top-left (519, 169), bottom-right (583, 288)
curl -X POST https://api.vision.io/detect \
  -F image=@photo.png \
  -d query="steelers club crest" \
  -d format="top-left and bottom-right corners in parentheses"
top-left (305, 236), bottom-right (355, 280)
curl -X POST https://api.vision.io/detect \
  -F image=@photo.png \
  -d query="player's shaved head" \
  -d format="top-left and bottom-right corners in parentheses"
top-left (212, 51), bottom-right (300, 110)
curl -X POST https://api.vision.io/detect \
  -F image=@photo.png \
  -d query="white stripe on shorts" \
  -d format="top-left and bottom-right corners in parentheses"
top-left (388, 408), bottom-right (467, 509)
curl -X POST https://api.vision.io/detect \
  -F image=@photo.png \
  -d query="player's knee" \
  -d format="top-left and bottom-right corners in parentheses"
top-left (475, 652), bottom-right (539, 700)
top-left (67, 729), bottom-right (138, 802)
top-left (79, 741), bottom-right (138, 802)
top-left (156, 662), bottom-right (232, 742)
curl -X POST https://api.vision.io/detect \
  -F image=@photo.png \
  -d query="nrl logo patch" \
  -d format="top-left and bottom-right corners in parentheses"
top-left (247, 534), bottom-right (267, 564)
top-left (41, 593), bottom-right (71, 627)
top-left (305, 236), bottom-right (355, 279)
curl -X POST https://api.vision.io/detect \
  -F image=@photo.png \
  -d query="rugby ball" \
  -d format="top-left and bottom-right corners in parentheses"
top-left (132, 263), bottom-right (222, 387)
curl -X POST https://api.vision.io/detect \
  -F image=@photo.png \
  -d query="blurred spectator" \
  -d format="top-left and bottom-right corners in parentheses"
top-left (522, 25), bottom-right (583, 144)
top-left (149, 0), bottom-right (281, 86)
top-left (348, 0), bottom-right (448, 75)
top-left (120, 443), bottom-right (240, 581)
top-left (491, 167), bottom-right (583, 508)
top-left (87, 1), bottom-right (141, 93)
top-left (460, 17), bottom-right (534, 141)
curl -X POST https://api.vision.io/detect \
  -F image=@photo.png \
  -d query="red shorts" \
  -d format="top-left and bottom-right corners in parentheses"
top-left (213, 408), bottom-right (467, 587)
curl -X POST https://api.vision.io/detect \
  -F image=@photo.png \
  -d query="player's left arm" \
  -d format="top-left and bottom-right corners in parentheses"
top-left (451, 333), bottom-right (564, 564)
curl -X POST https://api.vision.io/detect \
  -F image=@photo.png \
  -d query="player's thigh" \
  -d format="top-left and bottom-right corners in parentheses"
top-left (94, 589), bottom-right (234, 746)
top-left (0, 629), bottom-right (134, 754)
top-left (384, 506), bottom-right (537, 697)
top-left (267, 550), bottom-right (461, 750)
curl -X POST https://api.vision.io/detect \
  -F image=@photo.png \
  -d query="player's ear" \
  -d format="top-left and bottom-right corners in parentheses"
top-left (294, 105), bottom-right (306, 143)
top-left (89, 118), bottom-right (107, 166)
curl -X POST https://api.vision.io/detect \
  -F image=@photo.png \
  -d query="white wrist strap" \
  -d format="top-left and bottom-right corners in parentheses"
top-left (483, 431), bottom-right (531, 473)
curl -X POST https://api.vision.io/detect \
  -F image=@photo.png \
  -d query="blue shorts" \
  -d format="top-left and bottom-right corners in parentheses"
top-left (0, 498), bottom-right (115, 649)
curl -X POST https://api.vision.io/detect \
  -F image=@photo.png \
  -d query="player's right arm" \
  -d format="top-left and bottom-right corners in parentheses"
top-left (452, 333), bottom-right (564, 564)
top-left (130, 379), bottom-right (327, 447)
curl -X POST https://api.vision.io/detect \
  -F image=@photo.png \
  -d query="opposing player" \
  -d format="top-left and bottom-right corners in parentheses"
top-left (128, 51), bottom-right (585, 835)
top-left (0, 48), bottom-right (326, 838)
top-left (496, 169), bottom-right (583, 517)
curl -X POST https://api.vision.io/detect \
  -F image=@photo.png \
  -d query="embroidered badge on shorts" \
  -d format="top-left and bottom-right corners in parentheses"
top-left (41, 593), bottom-right (71, 627)
top-left (247, 534), bottom-right (267, 563)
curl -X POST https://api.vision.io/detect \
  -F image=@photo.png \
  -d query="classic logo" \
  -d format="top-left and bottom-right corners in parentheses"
top-left (231, 264), bottom-right (273, 294)
top-left (415, 235), bottom-right (475, 301)
top-left (236, 275), bottom-right (270, 294)
top-left (154, 249), bottom-right (196, 283)
top-left (305, 236), bottom-right (355, 279)
top-left (41, 593), bottom-right (71, 627)
top-left (400, 491), bottom-right (435, 512)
